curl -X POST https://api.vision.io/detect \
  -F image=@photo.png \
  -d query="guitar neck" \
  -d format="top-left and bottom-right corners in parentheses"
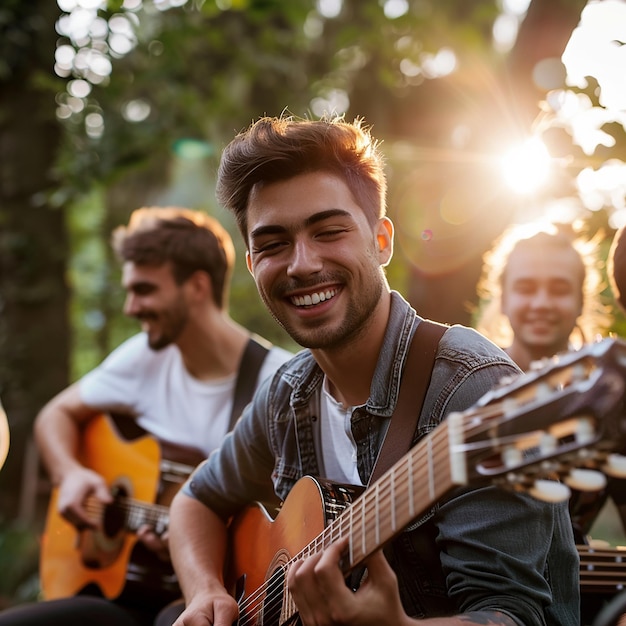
top-left (286, 339), bottom-right (626, 585)
top-left (579, 544), bottom-right (626, 594)
top-left (308, 417), bottom-right (464, 572)
top-left (86, 495), bottom-right (170, 535)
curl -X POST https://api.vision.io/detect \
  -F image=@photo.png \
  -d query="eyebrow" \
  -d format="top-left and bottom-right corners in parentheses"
top-left (124, 279), bottom-right (157, 291)
top-left (249, 208), bottom-right (353, 240)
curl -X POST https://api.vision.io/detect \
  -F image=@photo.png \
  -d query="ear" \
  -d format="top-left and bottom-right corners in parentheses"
top-left (376, 217), bottom-right (394, 267)
top-left (186, 269), bottom-right (213, 302)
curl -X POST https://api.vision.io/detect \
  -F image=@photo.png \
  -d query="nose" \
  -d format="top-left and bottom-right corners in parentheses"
top-left (529, 288), bottom-right (552, 308)
top-left (123, 292), bottom-right (140, 317)
top-left (286, 239), bottom-right (323, 278)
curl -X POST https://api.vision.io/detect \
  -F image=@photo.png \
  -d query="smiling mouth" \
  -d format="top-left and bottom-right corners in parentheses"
top-left (291, 288), bottom-right (338, 307)
top-left (526, 318), bottom-right (555, 326)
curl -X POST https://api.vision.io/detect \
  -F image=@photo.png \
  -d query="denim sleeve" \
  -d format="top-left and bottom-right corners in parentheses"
top-left (436, 485), bottom-right (579, 626)
top-left (182, 375), bottom-right (281, 521)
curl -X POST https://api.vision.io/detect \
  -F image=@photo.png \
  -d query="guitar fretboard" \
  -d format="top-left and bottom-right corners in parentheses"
top-left (277, 418), bottom-right (464, 624)
top-left (332, 418), bottom-right (462, 570)
top-left (85, 496), bottom-right (169, 535)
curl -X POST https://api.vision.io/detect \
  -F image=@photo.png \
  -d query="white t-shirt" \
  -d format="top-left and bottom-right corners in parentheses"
top-left (319, 376), bottom-right (362, 486)
top-left (79, 333), bottom-right (293, 456)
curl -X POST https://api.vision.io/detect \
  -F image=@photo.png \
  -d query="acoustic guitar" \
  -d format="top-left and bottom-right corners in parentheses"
top-left (225, 337), bottom-right (626, 626)
top-left (40, 413), bottom-right (202, 601)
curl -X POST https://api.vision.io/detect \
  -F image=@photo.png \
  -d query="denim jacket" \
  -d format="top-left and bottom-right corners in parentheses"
top-left (186, 291), bottom-right (580, 625)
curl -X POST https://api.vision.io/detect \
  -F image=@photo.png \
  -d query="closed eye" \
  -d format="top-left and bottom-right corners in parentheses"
top-left (317, 227), bottom-right (349, 239)
top-left (252, 239), bottom-right (289, 255)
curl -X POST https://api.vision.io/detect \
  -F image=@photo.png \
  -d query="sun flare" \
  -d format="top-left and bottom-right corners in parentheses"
top-left (499, 137), bottom-right (552, 194)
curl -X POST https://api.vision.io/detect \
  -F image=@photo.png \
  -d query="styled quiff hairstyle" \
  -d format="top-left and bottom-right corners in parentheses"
top-left (474, 221), bottom-right (610, 349)
top-left (215, 115), bottom-right (387, 240)
top-left (111, 206), bottom-right (235, 309)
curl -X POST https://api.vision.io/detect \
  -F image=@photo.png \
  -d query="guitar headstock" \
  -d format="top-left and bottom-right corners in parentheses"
top-left (455, 337), bottom-right (626, 501)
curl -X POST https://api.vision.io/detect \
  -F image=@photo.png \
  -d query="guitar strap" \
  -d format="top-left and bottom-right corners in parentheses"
top-left (228, 336), bottom-right (271, 431)
top-left (368, 319), bottom-right (448, 486)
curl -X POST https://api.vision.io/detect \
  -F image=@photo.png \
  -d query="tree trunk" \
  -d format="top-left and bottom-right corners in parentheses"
top-left (0, 1), bottom-right (69, 523)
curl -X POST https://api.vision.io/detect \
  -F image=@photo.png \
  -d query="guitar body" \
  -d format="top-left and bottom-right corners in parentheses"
top-left (40, 414), bottom-right (162, 600)
top-left (226, 477), bottom-right (362, 626)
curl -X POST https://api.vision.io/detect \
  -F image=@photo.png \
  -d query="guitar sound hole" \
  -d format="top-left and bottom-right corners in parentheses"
top-left (261, 567), bottom-right (285, 626)
top-left (103, 486), bottom-right (127, 537)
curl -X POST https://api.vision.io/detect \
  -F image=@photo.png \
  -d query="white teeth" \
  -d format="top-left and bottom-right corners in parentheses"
top-left (292, 289), bottom-right (336, 307)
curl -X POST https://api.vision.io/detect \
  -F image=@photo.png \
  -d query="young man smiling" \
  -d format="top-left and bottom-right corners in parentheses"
top-left (168, 116), bottom-right (580, 626)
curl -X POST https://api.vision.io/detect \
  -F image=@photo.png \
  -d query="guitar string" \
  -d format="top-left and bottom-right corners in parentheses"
top-left (236, 540), bottom-right (626, 624)
top-left (236, 411), bottom-right (481, 623)
top-left (237, 418), bottom-right (486, 624)
top-left (235, 424), bottom-right (452, 625)
top-left (235, 382), bottom-right (591, 624)
top-left (82, 498), bottom-right (169, 529)
top-left (578, 545), bottom-right (626, 589)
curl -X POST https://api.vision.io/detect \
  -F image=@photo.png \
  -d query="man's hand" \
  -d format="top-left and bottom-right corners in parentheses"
top-left (57, 467), bottom-right (113, 530)
top-left (287, 538), bottom-right (410, 626)
top-left (137, 525), bottom-right (171, 561)
top-left (172, 586), bottom-right (239, 626)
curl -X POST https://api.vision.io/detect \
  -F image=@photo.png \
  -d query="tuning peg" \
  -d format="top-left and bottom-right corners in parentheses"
top-left (571, 362), bottom-right (587, 381)
top-left (565, 468), bottom-right (607, 492)
top-left (535, 382), bottom-right (553, 402)
top-left (603, 453), bottom-right (626, 478)
top-left (502, 446), bottom-right (523, 468)
top-left (539, 432), bottom-right (557, 454)
top-left (575, 416), bottom-right (595, 445)
top-left (529, 479), bottom-right (571, 503)
top-left (529, 358), bottom-right (549, 371)
top-left (497, 375), bottom-right (517, 387)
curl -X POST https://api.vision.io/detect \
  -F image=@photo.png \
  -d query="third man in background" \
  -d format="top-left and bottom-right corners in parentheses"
top-left (475, 221), bottom-right (610, 371)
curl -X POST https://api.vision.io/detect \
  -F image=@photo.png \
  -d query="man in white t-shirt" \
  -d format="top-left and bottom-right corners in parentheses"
top-left (0, 207), bottom-right (293, 626)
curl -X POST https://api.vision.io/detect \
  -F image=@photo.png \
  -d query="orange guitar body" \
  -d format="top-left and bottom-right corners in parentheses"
top-left (226, 477), bottom-right (361, 625)
top-left (40, 414), bottom-right (161, 600)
